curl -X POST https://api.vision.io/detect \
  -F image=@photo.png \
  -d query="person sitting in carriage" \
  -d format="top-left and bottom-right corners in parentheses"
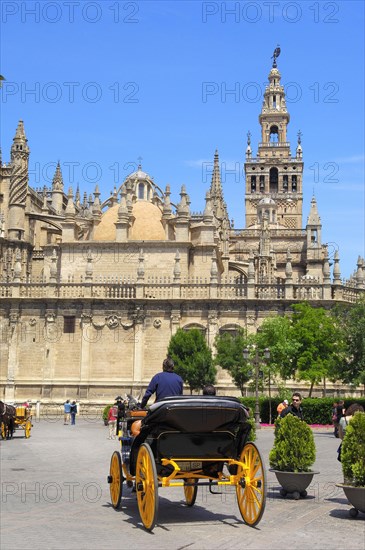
top-left (140, 357), bottom-right (183, 409)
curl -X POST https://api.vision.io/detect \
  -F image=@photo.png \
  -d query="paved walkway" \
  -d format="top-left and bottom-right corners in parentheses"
top-left (1, 417), bottom-right (364, 550)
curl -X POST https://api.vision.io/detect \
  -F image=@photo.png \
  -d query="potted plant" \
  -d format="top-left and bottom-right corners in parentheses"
top-left (269, 414), bottom-right (318, 499)
top-left (336, 411), bottom-right (365, 517)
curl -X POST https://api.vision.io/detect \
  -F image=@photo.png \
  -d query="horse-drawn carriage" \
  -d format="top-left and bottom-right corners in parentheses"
top-left (107, 395), bottom-right (266, 531)
top-left (0, 401), bottom-right (32, 439)
top-left (14, 405), bottom-right (32, 438)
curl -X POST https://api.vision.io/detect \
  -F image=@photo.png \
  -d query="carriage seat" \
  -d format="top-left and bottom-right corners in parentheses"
top-left (143, 395), bottom-right (249, 433)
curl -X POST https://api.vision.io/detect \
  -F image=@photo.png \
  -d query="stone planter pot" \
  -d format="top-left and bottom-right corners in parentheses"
top-left (270, 469), bottom-right (319, 499)
top-left (336, 483), bottom-right (365, 517)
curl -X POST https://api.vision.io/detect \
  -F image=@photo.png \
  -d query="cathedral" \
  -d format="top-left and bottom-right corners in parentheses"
top-left (1, 58), bottom-right (364, 405)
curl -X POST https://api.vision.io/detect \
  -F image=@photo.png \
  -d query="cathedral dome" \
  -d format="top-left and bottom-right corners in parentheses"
top-left (93, 201), bottom-right (166, 241)
top-left (126, 167), bottom-right (151, 181)
top-left (129, 201), bottom-right (166, 240)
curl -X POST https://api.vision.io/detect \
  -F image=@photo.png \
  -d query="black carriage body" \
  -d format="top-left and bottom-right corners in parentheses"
top-left (129, 396), bottom-right (251, 476)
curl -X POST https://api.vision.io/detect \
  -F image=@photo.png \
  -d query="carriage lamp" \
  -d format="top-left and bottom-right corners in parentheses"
top-left (243, 347), bottom-right (270, 429)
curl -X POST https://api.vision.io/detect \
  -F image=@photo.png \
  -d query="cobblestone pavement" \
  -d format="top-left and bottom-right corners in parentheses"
top-left (1, 417), bottom-right (364, 550)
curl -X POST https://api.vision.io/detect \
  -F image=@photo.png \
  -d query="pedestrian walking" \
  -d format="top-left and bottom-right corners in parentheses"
top-left (108, 404), bottom-right (118, 439)
top-left (63, 400), bottom-right (71, 425)
top-left (70, 401), bottom-right (77, 425)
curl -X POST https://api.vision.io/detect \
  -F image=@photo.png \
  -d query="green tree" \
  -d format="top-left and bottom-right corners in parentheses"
top-left (255, 315), bottom-right (300, 381)
top-left (167, 328), bottom-right (216, 393)
top-left (331, 297), bottom-right (365, 392)
top-left (291, 303), bottom-right (345, 397)
top-left (214, 330), bottom-right (254, 395)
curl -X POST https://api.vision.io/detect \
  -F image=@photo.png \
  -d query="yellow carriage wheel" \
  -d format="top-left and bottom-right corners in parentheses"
top-left (109, 451), bottom-right (123, 509)
top-left (236, 442), bottom-right (266, 526)
top-left (184, 479), bottom-right (198, 506)
top-left (135, 443), bottom-right (158, 531)
top-left (0, 422), bottom-right (6, 440)
top-left (25, 420), bottom-right (32, 438)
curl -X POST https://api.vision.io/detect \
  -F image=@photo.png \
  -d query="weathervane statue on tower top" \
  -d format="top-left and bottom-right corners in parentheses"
top-left (271, 45), bottom-right (281, 68)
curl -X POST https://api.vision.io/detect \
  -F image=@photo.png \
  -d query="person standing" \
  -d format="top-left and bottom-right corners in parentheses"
top-left (280, 392), bottom-right (304, 420)
top-left (339, 403), bottom-right (364, 440)
top-left (277, 399), bottom-right (289, 416)
top-left (107, 404), bottom-right (118, 439)
top-left (63, 400), bottom-right (71, 425)
top-left (335, 400), bottom-right (345, 438)
top-left (140, 357), bottom-right (183, 408)
top-left (70, 401), bottom-right (77, 425)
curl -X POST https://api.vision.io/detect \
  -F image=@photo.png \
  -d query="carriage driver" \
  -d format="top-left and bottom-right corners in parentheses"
top-left (140, 357), bottom-right (183, 409)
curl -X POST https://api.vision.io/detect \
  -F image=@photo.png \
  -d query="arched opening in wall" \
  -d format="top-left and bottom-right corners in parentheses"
top-left (138, 183), bottom-right (144, 200)
top-left (269, 125), bottom-right (279, 143)
top-left (219, 324), bottom-right (243, 338)
top-left (182, 323), bottom-right (207, 335)
top-left (269, 167), bottom-right (278, 192)
top-left (147, 185), bottom-right (151, 200)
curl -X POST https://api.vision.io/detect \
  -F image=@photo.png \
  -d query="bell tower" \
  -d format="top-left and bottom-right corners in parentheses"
top-left (244, 54), bottom-right (303, 229)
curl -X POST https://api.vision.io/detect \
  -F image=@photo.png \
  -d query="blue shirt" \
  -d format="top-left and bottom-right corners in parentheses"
top-left (141, 371), bottom-right (183, 407)
top-left (64, 402), bottom-right (71, 413)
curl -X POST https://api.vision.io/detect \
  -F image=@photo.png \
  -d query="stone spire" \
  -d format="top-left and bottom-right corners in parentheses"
top-left (246, 131), bottom-right (252, 159)
top-left (75, 185), bottom-right (81, 208)
top-left (162, 184), bottom-right (172, 218)
top-left (51, 162), bottom-right (64, 213)
top-left (296, 130), bottom-right (303, 159)
top-left (115, 188), bottom-right (129, 242)
top-left (333, 250), bottom-right (341, 285)
top-left (177, 185), bottom-right (190, 219)
top-left (306, 196), bottom-right (322, 254)
top-left (210, 150), bottom-right (224, 220)
top-left (8, 120), bottom-right (30, 239)
top-left (92, 185), bottom-right (101, 217)
top-left (356, 256), bottom-right (365, 289)
top-left (307, 195), bottom-right (321, 226)
top-left (65, 187), bottom-right (75, 218)
top-left (203, 191), bottom-right (214, 224)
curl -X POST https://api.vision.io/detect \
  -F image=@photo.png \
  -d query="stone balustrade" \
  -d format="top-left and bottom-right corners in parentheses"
top-left (0, 279), bottom-right (362, 303)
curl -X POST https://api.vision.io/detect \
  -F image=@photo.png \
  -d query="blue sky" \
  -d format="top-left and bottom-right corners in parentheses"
top-left (1, 0), bottom-right (364, 278)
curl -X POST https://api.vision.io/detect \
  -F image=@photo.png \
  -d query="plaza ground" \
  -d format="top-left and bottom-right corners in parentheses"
top-left (1, 417), bottom-right (364, 550)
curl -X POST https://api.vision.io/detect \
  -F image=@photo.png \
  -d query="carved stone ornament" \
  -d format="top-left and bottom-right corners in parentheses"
top-left (45, 312), bottom-right (56, 323)
top-left (9, 310), bottom-right (19, 324)
top-left (105, 314), bottom-right (120, 329)
top-left (29, 318), bottom-right (37, 326)
top-left (120, 320), bottom-right (134, 330)
top-left (80, 313), bottom-right (93, 325)
top-left (153, 318), bottom-right (162, 329)
top-left (208, 312), bottom-right (218, 324)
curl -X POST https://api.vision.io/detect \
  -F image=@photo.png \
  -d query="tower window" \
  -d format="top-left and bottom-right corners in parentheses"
top-left (259, 175), bottom-right (265, 192)
top-left (292, 175), bottom-right (297, 192)
top-left (273, 95), bottom-right (276, 108)
top-left (251, 176), bottom-right (256, 192)
top-left (269, 167), bottom-right (278, 193)
top-left (269, 125), bottom-right (279, 143)
top-left (283, 175), bottom-right (288, 190)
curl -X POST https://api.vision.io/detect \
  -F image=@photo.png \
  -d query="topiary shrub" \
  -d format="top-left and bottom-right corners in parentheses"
top-left (269, 414), bottom-right (316, 472)
top-left (246, 416), bottom-right (256, 442)
top-left (341, 412), bottom-right (365, 486)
